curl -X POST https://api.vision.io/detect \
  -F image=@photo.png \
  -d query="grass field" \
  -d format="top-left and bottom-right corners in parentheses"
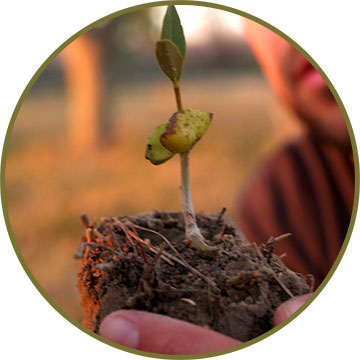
top-left (4, 73), bottom-right (302, 322)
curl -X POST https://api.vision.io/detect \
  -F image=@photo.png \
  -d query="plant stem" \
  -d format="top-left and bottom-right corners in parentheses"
top-left (180, 152), bottom-right (217, 255)
top-left (180, 151), bottom-right (194, 215)
top-left (173, 81), bottom-right (217, 256)
top-left (173, 80), bottom-right (183, 112)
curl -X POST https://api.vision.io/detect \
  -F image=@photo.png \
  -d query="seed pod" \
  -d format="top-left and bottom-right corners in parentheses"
top-left (160, 108), bottom-right (213, 153)
top-left (145, 123), bottom-right (175, 165)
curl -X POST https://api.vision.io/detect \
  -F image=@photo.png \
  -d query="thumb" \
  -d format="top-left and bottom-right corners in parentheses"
top-left (273, 293), bottom-right (313, 326)
top-left (99, 310), bottom-right (241, 355)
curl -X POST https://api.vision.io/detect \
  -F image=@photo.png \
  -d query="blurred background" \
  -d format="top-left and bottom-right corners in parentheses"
top-left (4, 5), bottom-right (302, 323)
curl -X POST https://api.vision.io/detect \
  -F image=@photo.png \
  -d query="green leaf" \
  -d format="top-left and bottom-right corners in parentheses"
top-left (160, 108), bottom-right (213, 153)
top-left (161, 5), bottom-right (186, 58)
top-left (145, 123), bottom-right (175, 165)
top-left (155, 39), bottom-right (184, 82)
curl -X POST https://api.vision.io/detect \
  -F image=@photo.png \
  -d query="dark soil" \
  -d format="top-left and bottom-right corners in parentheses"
top-left (76, 210), bottom-right (312, 342)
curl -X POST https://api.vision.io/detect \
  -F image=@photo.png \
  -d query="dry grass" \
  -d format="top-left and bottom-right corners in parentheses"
top-left (4, 74), bottom-right (302, 321)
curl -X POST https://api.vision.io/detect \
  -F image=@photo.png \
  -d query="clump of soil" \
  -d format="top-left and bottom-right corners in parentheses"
top-left (75, 210), bottom-right (312, 342)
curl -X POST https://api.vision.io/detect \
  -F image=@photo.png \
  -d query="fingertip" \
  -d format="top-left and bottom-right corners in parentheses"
top-left (273, 293), bottom-right (313, 326)
top-left (99, 310), bottom-right (241, 355)
top-left (99, 311), bottom-right (139, 349)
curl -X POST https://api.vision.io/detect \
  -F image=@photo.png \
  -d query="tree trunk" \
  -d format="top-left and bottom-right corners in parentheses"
top-left (60, 34), bottom-right (103, 153)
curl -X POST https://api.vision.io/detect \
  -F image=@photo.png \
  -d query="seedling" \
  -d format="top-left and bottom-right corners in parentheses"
top-left (77, 7), bottom-right (312, 337)
top-left (145, 5), bottom-right (217, 256)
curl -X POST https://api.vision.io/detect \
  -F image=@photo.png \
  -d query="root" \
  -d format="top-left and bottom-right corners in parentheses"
top-left (254, 242), bottom-right (294, 299)
top-left (76, 215), bottom-right (218, 290)
top-left (216, 207), bottom-right (227, 223)
top-left (129, 221), bottom-right (218, 289)
top-left (74, 241), bottom-right (119, 259)
top-left (188, 232), bottom-right (219, 257)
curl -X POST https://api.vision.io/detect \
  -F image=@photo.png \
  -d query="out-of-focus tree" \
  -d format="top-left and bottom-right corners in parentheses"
top-left (59, 9), bottom-right (157, 153)
top-left (60, 34), bottom-right (103, 152)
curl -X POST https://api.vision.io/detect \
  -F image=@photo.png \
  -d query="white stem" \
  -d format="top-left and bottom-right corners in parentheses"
top-left (180, 151), bottom-right (195, 218)
top-left (180, 152), bottom-right (217, 255)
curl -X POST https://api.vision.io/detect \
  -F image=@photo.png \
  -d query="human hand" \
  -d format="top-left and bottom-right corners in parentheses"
top-left (273, 293), bottom-right (313, 326)
top-left (99, 293), bottom-right (312, 355)
top-left (99, 310), bottom-right (240, 354)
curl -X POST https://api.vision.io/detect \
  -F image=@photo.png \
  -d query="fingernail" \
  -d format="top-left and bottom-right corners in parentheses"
top-left (99, 313), bottom-right (139, 348)
top-left (283, 294), bottom-right (311, 317)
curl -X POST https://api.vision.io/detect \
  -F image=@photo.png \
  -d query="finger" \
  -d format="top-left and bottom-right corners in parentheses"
top-left (99, 310), bottom-right (241, 355)
top-left (273, 293), bottom-right (313, 326)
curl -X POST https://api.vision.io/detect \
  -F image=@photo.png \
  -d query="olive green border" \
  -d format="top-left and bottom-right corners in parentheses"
top-left (1, 1), bottom-right (358, 359)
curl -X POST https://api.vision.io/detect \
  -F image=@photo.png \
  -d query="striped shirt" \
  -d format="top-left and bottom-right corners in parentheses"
top-left (237, 132), bottom-right (355, 288)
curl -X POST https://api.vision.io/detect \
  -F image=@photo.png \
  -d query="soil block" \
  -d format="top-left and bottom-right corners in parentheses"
top-left (76, 210), bottom-right (312, 342)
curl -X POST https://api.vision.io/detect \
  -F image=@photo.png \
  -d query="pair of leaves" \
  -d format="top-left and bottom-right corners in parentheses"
top-left (146, 7), bottom-right (213, 165)
top-left (146, 108), bottom-right (213, 165)
top-left (156, 5), bottom-right (186, 83)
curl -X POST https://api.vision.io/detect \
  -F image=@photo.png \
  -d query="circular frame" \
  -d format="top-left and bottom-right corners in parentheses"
top-left (1, 1), bottom-right (358, 359)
